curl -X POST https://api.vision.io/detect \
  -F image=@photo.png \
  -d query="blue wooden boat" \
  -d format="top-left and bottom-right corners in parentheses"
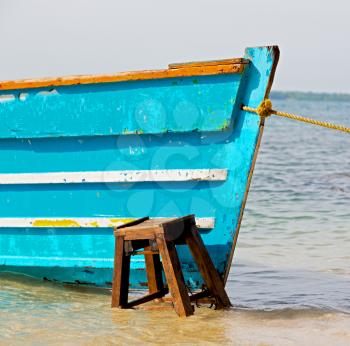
top-left (0, 46), bottom-right (279, 289)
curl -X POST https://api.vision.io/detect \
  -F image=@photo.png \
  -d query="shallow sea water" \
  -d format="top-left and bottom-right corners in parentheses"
top-left (0, 99), bottom-right (349, 345)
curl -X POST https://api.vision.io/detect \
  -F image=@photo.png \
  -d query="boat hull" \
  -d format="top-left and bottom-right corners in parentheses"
top-left (0, 46), bottom-right (279, 288)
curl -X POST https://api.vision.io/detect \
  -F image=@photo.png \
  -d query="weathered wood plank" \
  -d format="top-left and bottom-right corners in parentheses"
top-left (185, 226), bottom-right (231, 308)
top-left (169, 58), bottom-right (249, 69)
top-left (156, 234), bottom-right (193, 317)
top-left (111, 235), bottom-right (130, 308)
top-left (124, 288), bottom-right (169, 308)
top-left (144, 246), bottom-right (164, 294)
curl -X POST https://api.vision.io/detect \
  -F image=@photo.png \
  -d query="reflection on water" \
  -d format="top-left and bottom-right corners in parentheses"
top-left (0, 99), bottom-right (350, 345)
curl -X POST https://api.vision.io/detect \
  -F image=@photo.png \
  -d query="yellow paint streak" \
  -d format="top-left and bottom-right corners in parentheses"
top-left (108, 218), bottom-right (134, 227)
top-left (32, 217), bottom-right (137, 228)
top-left (33, 219), bottom-right (81, 227)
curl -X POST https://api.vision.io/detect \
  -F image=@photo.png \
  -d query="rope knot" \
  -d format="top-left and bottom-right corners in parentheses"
top-left (242, 99), bottom-right (350, 134)
top-left (256, 99), bottom-right (273, 118)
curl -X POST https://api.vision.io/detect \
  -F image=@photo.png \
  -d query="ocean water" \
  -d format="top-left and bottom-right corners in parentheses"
top-left (0, 99), bottom-right (349, 345)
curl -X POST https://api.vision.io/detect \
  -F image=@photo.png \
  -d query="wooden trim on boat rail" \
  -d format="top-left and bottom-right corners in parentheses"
top-left (168, 58), bottom-right (249, 69)
top-left (0, 60), bottom-right (247, 91)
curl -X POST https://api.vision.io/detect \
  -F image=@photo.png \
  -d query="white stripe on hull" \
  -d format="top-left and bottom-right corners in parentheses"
top-left (0, 217), bottom-right (215, 229)
top-left (0, 169), bottom-right (227, 185)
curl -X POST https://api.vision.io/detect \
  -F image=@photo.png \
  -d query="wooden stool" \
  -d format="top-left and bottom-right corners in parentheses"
top-left (111, 215), bottom-right (231, 317)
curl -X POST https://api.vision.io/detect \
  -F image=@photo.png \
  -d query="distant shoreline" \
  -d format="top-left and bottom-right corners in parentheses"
top-left (270, 91), bottom-right (350, 102)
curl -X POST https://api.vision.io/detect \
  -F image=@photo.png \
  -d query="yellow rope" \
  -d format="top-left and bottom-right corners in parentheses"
top-left (242, 99), bottom-right (350, 134)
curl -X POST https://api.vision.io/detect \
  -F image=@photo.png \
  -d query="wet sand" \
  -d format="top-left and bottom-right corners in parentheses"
top-left (1, 275), bottom-right (349, 346)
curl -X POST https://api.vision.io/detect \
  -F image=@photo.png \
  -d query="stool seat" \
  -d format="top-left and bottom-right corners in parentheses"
top-left (117, 216), bottom-right (195, 242)
top-left (111, 215), bottom-right (231, 317)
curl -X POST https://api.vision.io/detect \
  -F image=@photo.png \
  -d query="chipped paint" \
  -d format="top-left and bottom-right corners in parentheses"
top-left (0, 169), bottom-right (228, 185)
top-left (0, 94), bottom-right (15, 102)
top-left (220, 119), bottom-right (230, 130)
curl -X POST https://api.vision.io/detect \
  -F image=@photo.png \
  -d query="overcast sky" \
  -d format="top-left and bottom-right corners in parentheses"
top-left (1, 0), bottom-right (349, 93)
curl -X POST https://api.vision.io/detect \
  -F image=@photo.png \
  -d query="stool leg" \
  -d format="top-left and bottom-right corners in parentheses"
top-left (156, 234), bottom-right (193, 317)
top-left (111, 235), bottom-right (130, 308)
top-left (144, 246), bottom-right (164, 294)
top-left (185, 226), bottom-right (231, 308)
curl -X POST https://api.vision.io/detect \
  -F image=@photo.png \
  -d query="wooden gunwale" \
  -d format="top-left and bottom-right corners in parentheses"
top-left (168, 58), bottom-right (249, 69)
top-left (0, 60), bottom-right (247, 91)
